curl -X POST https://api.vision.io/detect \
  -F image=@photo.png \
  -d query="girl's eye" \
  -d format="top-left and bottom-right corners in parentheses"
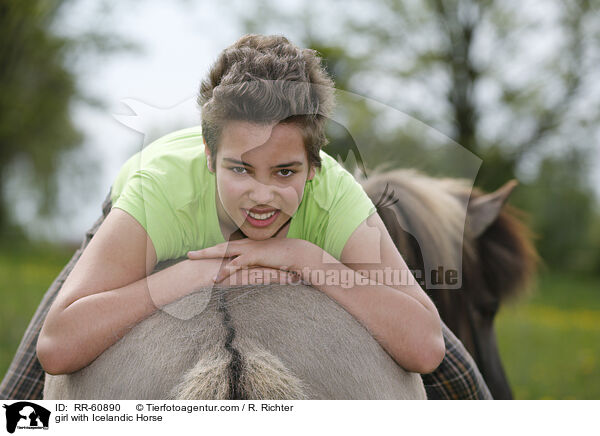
top-left (231, 167), bottom-right (247, 174)
top-left (278, 169), bottom-right (295, 177)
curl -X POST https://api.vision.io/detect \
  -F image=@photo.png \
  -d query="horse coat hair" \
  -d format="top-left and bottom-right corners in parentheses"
top-left (44, 282), bottom-right (426, 400)
top-left (360, 169), bottom-right (537, 399)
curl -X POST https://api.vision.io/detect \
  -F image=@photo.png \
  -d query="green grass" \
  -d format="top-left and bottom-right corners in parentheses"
top-left (0, 243), bottom-right (598, 399)
top-left (0, 243), bottom-right (75, 377)
top-left (496, 272), bottom-right (600, 399)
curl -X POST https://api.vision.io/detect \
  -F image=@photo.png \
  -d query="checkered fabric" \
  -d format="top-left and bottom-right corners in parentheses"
top-left (422, 323), bottom-right (493, 399)
top-left (0, 191), bottom-right (492, 400)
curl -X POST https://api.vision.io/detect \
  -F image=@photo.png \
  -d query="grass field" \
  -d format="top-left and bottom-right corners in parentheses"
top-left (0, 244), bottom-right (74, 378)
top-left (0, 243), bottom-right (598, 399)
top-left (496, 273), bottom-right (600, 399)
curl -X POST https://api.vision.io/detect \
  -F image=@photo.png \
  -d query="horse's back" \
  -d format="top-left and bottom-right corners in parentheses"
top-left (44, 284), bottom-right (425, 400)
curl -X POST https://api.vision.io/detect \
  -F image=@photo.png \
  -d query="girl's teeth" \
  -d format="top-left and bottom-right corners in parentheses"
top-left (248, 210), bottom-right (276, 220)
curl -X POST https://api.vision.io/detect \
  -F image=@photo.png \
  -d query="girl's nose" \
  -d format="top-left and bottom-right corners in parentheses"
top-left (248, 179), bottom-right (275, 204)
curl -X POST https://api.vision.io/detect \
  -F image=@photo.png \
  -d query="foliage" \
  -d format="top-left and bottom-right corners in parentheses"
top-left (511, 152), bottom-right (599, 272)
top-left (0, 0), bottom-right (135, 242)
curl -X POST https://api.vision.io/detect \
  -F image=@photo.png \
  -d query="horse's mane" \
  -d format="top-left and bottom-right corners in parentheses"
top-left (358, 167), bottom-right (537, 302)
top-left (360, 169), bottom-right (471, 280)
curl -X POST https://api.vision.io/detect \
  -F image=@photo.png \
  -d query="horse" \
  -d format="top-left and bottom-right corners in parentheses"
top-left (360, 169), bottom-right (537, 399)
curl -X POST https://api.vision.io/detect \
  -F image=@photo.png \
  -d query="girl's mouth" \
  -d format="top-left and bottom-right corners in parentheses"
top-left (242, 209), bottom-right (280, 228)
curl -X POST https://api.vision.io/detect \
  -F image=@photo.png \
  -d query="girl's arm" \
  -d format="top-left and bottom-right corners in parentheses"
top-left (36, 208), bottom-right (222, 375)
top-left (316, 212), bottom-right (445, 373)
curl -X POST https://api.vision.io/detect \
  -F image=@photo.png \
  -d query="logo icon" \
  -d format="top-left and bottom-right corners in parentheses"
top-left (3, 402), bottom-right (50, 433)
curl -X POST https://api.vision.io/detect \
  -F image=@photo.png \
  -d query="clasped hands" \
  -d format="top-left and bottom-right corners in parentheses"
top-left (187, 238), bottom-right (312, 286)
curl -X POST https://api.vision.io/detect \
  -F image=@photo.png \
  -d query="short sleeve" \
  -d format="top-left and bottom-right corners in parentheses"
top-left (321, 172), bottom-right (377, 260)
top-left (111, 170), bottom-right (185, 261)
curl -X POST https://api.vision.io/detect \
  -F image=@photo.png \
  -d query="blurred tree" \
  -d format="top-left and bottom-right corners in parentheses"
top-left (519, 152), bottom-right (596, 272)
top-left (0, 0), bottom-right (135, 243)
top-left (236, 0), bottom-right (600, 272)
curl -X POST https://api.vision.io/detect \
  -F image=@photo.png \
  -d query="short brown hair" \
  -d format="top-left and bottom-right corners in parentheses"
top-left (198, 34), bottom-right (335, 170)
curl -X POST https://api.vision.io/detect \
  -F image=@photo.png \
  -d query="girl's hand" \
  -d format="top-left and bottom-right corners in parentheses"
top-left (187, 238), bottom-right (314, 283)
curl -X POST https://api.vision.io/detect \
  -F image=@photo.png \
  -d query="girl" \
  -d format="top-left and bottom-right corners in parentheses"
top-left (37, 34), bottom-right (444, 375)
top-left (1, 34), bottom-right (491, 400)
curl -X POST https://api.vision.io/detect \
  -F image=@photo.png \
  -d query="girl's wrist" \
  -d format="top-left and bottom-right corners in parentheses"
top-left (183, 258), bottom-right (223, 288)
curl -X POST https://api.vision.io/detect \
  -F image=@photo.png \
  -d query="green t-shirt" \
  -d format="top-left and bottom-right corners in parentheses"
top-left (111, 126), bottom-right (376, 262)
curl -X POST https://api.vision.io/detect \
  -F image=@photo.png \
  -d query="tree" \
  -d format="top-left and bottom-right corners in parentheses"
top-left (0, 0), bottom-right (135, 242)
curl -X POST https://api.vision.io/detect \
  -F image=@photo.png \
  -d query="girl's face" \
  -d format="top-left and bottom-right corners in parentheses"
top-left (205, 120), bottom-right (315, 240)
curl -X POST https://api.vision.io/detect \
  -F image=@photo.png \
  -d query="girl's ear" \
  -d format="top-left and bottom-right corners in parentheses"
top-left (203, 138), bottom-right (214, 173)
top-left (307, 166), bottom-right (315, 181)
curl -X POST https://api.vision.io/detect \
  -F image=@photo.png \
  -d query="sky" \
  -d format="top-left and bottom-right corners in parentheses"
top-left (15, 0), bottom-right (599, 243)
